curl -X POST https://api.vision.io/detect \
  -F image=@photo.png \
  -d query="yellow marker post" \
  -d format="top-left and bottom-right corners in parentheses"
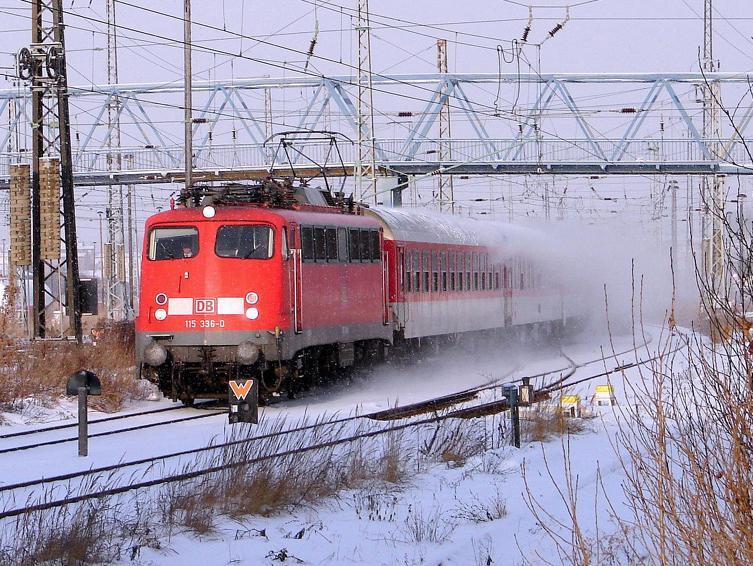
top-left (560, 395), bottom-right (581, 418)
top-left (593, 385), bottom-right (617, 406)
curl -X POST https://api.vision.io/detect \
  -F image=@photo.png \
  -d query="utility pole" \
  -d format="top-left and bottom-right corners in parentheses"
top-left (436, 39), bottom-right (454, 214)
top-left (184, 0), bottom-right (193, 191)
top-left (18, 0), bottom-right (82, 341)
top-left (355, 0), bottom-right (377, 203)
top-left (105, 0), bottom-right (127, 321)
top-left (702, 0), bottom-right (725, 284)
top-left (670, 179), bottom-right (678, 253)
top-left (264, 87), bottom-right (273, 139)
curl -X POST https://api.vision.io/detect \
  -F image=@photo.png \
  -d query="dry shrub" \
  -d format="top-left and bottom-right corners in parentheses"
top-left (451, 488), bottom-right (507, 523)
top-left (523, 405), bottom-right (589, 443)
top-left (0, 321), bottom-right (144, 413)
top-left (420, 417), bottom-right (488, 467)
top-left (402, 504), bottom-right (456, 543)
top-left (380, 431), bottom-right (406, 483)
top-left (0, 496), bottom-right (159, 565)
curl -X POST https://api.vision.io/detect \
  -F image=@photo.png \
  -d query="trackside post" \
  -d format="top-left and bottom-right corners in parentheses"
top-left (228, 378), bottom-right (259, 424)
top-left (65, 370), bottom-right (102, 456)
top-left (503, 384), bottom-right (521, 448)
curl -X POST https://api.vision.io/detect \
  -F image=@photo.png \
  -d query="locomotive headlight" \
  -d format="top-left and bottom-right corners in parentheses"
top-left (143, 341), bottom-right (167, 366)
top-left (245, 307), bottom-right (259, 320)
top-left (154, 308), bottom-right (167, 321)
top-left (237, 341), bottom-right (260, 364)
top-left (202, 205), bottom-right (216, 218)
top-left (155, 293), bottom-right (168, 305)
top-left (245, 292), bottom-right (259, 304)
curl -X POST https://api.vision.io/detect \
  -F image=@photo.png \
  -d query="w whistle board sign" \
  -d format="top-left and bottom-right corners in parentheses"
top-left (228, 379), bottom-right (259, 424)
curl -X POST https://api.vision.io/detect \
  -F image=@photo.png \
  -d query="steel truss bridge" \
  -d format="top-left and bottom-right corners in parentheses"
top-left (1, 72), bottom-right (753, 191)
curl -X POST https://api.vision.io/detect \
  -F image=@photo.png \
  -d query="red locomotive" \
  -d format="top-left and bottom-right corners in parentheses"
top-left (135, 180), bottom-right (567, 404)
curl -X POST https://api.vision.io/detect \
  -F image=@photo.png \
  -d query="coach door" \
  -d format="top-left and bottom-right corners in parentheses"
top-left (289, 223), bottom-right (303, 333)
top-left (395, 244), bottom-right (407, 327)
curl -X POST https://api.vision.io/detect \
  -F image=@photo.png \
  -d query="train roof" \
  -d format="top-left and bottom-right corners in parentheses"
top-left (366, 207), bottom-right (519, 247)
top-left (144, 203), bottom-right (379, 228)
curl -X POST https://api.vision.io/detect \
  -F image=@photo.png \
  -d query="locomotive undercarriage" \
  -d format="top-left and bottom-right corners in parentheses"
top-left (141, 339), bottom-right (389, 405)
top-left (139, 319), bottom-right (567, 405)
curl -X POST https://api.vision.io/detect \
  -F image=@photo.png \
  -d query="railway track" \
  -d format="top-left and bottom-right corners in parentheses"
top-left (0, 403), bottom-right (224, 455)
top-left (0, 337), bottom-right (661, 518)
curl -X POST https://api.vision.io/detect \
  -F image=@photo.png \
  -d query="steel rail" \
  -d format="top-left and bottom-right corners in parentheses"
top-left (0, 411), bottom-right (224, 456)
top-left (0, 400), bottom-right (219, 441)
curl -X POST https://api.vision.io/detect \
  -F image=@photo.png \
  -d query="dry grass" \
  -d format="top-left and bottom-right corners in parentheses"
top-left (523, 405), bottom-right (590, 443)
top-left (0, 321), bottom-right (146, 413)
top-left (0, 410), bottom-right (510, 564)
top-left (451, 488), bottom-right (507, 523)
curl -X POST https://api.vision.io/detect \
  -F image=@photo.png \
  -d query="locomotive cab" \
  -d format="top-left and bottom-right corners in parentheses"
top-left (135, 181), bottom-right (392, 405)
top-left (135, 205), bottom-right (291, 403)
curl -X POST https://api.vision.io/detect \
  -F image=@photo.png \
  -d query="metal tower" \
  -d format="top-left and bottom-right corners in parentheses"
top-left (355, 0), bottom-right (377, 203)
top-left (184, 0), bottom-right (193, 191)
top-left (18, 0), bottom-right (82, 340)
top-left (436, 39), bottom-right (454, 213)
top-left (105, 0), bottom-right (127, 320)
top-left (702, 0), bottom-right (725, 283)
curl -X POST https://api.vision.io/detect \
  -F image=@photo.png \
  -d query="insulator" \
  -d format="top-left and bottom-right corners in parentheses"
top-left (9, 163), bottom-right (31, 267)
top-left (620, 107), bottom-right (637, 113)
top-left (398, 111), bottom-right (413, 117)
top-left (548, 23), bottom-right (563, 38)
top-left (522, 26), bottom-right (531, 42)
top-left (307, 38), bottom-right (317, 57)
top-left (39, 158), bottom-right (61, 261)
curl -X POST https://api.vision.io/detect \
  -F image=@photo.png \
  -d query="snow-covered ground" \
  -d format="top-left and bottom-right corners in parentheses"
top-left (0, 329), bottom-right (669, 564)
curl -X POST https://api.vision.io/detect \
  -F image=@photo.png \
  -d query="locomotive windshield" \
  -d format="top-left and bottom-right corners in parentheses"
top-left (215, 225), bottom-right (274, 259)
top-left (148, 226), bottom-right (199, 260)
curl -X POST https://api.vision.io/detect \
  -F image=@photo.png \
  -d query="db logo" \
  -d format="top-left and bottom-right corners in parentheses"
top-left (194, 298), bottom-right (216, 314)
top-left (229, 379), bottom-right (254, 401)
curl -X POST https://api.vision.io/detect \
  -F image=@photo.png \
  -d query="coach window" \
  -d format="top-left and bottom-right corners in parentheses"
top-left (449, 253), bottom-right (456, 291)
top-left (457, 253), bottom-right (463, 292)
top-left (215, 225), bottom-right (274, 259)
top-left (349, 229), bottom-right (360, 262)
top-left (337, 227), bottom-right (349, 262)
top-left (495, 271), bottom-right (500, 290)
top-left (405, 251), bottom-right (412, 292)
top-left (466, 253), bottom-right (472, 291)
top-left (370, 230), bottom-right (381, 262)
top-left (325, 228), bottom-right (338, 262)
top-left (358, 230), bottom-right (371, 262)
top-left (149, 226), bottom-right (199, 260)
top-left (432, 251), bottom-right (439, 293)
top-left (414, 251), bottom-right (421, 293)
top-left (439, 252), bottom-right (445, 292)
top-left (423, 251), bottom-right (430, 293)
top-left (313, 227), bottom-right (326, 262)
top-left (301, 227), bottom-right (314, 261)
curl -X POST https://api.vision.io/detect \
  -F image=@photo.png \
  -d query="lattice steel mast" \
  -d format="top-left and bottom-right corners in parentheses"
top-left (18, 0), bottom-right (82, 340)
top-left (702, 0), bottom-right (725, 283)
top-left (436, 39), bottom-right (454, 214)
top-left (355, 0), bottom-right (377, 203)
top-left (105, 0), bottom-right (127, 320)
top-left (184, 0), bottom-right (193, 192)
